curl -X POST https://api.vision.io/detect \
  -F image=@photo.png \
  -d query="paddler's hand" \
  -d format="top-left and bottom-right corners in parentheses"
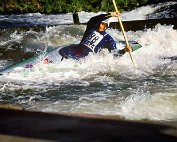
top-left (110, 12), bottom-right (120, 17)
top-left (124, 45), bottom-right (132, 53)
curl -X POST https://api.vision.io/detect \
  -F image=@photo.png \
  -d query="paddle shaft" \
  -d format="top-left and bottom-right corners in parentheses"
top-left (112, 0), bottom-right (134, 64)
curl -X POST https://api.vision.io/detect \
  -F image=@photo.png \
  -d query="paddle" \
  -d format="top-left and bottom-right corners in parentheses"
top-left (112, 0), bottom-right (135, 64)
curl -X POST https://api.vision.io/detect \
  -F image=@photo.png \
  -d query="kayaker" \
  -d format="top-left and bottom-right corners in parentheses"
top-left (59, 12), bottom-right (131, 60)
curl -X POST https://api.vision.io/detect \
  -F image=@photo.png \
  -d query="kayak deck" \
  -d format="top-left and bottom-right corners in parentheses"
top-left (0, 41), bottom-right (142, 75)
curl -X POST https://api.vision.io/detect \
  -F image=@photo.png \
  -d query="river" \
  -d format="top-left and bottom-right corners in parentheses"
top-left (0, 2), bottom-right (177, 121)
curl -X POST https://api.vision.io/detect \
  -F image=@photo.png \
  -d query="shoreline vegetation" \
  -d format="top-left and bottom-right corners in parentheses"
top-left (0, 0), bottom-right (170, 14)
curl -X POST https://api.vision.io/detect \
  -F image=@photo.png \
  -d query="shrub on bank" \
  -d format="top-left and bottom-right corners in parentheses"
top-left (0, 0), bottom-right (169, 14)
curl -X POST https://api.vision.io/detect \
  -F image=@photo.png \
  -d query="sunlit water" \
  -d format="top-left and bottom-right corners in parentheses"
top-left (0, 2), bottom-right (177, 121)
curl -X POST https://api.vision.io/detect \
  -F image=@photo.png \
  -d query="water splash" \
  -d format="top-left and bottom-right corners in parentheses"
top-left (0, 4), bottom-right (177, 121)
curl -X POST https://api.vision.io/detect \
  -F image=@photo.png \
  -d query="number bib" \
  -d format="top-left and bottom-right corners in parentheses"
top-left (82, 31), bottom-right (106, 52)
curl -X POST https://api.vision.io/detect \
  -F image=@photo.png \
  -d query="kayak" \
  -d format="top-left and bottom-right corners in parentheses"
top-left (0, 41), bottom-right (142, 75)
top-left (59, 41), bottom-right (141, 60)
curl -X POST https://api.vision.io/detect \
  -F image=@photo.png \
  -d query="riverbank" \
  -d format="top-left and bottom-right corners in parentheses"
top-left (0, 106), bottom-right (177, 142)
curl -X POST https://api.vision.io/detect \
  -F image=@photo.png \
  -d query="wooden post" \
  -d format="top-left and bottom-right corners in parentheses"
top-left (73, 12), bottom-right (80, 25)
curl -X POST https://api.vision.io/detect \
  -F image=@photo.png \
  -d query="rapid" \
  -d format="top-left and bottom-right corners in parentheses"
top-left (0, 2), bottom-right (177, 121)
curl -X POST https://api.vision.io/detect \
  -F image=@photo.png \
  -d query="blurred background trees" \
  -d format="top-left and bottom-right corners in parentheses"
top-left (0, 0), bottom-right (172, 14)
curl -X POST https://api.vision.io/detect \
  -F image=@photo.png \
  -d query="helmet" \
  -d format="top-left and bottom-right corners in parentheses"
top-left (101, 19), bottom-right (110, 27)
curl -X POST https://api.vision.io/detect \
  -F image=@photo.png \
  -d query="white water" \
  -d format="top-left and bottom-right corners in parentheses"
top-left (0, 2), bottom-right (177, 121)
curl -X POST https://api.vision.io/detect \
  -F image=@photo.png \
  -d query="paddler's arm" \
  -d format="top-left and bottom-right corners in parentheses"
top-left (81, 12), bottom-right (120, 43)
top-left (120, 45), bottom-right (132, 54)
top-left (113, 45), bottom-right (132, 57)
top-left (86, 12), bottom-right (121, 31)
top-left (81, 14), bottom-right (110, 43)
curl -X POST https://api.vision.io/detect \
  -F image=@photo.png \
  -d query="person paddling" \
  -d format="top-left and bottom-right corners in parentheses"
top-left (59, 12), bottom-right (132, 60)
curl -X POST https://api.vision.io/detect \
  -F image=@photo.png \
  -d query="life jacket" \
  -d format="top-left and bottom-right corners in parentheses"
top-left (81, 30), bottom-right (116, 53)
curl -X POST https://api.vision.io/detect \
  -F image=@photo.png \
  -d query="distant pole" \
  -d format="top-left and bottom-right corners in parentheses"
top-left (73, 12), bottom-right (80, 25)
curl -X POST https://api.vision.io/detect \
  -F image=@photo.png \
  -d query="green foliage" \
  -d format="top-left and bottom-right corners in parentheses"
top-left (100, 0), bottom-right (113, 12)
top-left (116, 0), bottom-right (146, 10)
top-left (0, 0), bottom-right (164, 14)
top-left (0, 7), bottom-right (4, 13)
top-left (69, 0), bottom-right (93, 12)
top-left (138, 0), bottom-right (149, 5)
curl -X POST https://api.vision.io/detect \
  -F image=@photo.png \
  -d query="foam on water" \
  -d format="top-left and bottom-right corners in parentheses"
top-left (1, 24), bottom-right (177, 81)
top-left (121, 1), bottom-right (177, 20)
top-left (120, 92), bottom-right (177, 120)
top-left (0, 24), bottom-right (177, 121)
top-left (0, 3), bottom-right (177, 120)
